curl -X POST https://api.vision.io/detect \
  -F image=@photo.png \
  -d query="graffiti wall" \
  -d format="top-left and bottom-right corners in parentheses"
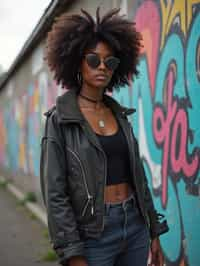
top-left (0, 45), bottom-right (61, 183)
top-left (114, 0), bottom-right (200, 265)
top-left (0, 0), bottom-right (199, 265)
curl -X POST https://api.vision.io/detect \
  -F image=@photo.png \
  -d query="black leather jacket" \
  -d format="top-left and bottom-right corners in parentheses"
top-left (40, 90), bottom-right (168, 265)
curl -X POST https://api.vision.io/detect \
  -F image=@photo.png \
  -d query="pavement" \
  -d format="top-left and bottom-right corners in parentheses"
top-left (0, 187), bottom-right (58, 266)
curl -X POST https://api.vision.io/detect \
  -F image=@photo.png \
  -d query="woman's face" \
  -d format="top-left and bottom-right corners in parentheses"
top-left (80, 41), bottom-right (115, 90)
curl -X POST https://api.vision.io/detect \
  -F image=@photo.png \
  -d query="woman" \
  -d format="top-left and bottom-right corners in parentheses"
top-left (40, 7), bottom-right (169, 266)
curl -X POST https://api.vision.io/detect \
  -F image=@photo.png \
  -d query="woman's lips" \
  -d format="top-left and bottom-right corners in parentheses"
top-left (95, 74), bottom-right (108, 81)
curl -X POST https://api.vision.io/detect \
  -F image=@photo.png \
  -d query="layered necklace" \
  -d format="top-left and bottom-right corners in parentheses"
top-left (79, 93), bottom-right (105, 128)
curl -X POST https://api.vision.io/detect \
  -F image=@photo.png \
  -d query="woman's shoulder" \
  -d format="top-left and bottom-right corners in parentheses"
top-left (43, 105), bottom-right (62, 133)
top-left (103, 94), bottom-right (136, 117)
top-left (43, 105), bottom-right (56, 118)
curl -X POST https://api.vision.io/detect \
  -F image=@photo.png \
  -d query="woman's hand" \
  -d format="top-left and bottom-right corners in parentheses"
top-left (150, 237), bottom-right (164, 266)
top-left (68, 255), bottom-right (88, 266)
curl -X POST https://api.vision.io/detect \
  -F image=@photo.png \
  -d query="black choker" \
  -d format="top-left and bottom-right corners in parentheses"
top-left (79, 93), bottom-right (103, 103)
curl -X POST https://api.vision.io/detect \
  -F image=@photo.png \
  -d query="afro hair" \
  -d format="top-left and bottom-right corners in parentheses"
top-left (45, 7), bottom-right (143, 92)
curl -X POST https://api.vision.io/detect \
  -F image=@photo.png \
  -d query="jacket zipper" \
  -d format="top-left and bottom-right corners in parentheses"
top-left (101, 150), bottom-right (107, 232)
top-left (81, 137), bottom-right (107, 232)
top-left (66, 147), bottom-right (94, 217)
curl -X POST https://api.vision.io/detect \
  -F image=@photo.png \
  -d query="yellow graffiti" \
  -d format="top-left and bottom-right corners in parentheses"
top-left (33, 86), bottom-right (40, 112)
top-left (160, 0), bottom-right (200, 48)
top-left (0, 119), bottom-right (7, 160)
top-left (19, 142), bottom-right (26, 170)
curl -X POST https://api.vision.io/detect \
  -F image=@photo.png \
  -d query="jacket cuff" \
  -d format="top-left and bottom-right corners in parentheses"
top-left (55, 241), bottom-right (85, 266)
top-left (148, 210), bottom-right (169, 239)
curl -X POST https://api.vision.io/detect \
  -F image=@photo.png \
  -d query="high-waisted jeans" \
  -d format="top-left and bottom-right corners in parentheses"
top-left (84, 194), bottom-right (150, 266)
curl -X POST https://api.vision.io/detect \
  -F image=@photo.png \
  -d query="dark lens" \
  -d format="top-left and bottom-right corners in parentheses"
top-left (104, 56), bottom-right (120, 71)
top-left (85, 54), bottom-right (100, 69)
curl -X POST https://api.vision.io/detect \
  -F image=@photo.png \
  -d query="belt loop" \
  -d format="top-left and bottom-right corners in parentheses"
top-left (122, 200), bottom-right (126, 210)
top-left (130, 193), bottom-right (135, 206)
top-left (105, 203), bottom-right (110, 215)
top-left (124, 193), bottom-right (134, 209)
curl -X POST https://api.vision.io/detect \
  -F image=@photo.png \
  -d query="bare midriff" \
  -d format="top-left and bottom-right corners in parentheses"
top-left (104, 182), bottom-right (133, 203)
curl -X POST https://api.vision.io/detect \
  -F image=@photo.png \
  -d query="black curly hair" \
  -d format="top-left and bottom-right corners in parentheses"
top-left (45, 7), bottom-right (143, 92)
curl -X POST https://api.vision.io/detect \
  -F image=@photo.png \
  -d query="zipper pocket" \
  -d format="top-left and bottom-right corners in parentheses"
top-left (66, 146), bottom-right (94, 217)
top-left (81, 195), bottom-right (94, 217)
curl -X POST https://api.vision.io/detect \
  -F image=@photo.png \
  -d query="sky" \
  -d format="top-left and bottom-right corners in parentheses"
top-left (0, 0), bottom-right (51, 72)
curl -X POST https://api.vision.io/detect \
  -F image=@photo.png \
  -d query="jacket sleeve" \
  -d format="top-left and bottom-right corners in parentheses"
top-left (40, 111), bottom-right (84, 265)
top-left (133, 134), bottom-right (169, 239)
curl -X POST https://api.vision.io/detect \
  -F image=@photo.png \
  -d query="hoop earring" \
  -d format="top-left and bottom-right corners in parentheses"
top-left (77, 71), bottom-right (82, 86)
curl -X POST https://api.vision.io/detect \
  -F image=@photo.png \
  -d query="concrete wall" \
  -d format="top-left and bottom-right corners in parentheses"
top-left (0, 0), bottom-right (200, 265)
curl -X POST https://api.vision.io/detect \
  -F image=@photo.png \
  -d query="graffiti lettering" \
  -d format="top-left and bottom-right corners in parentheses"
top-left (153, 68), bottom-right (199, 206)
top-left (160, 0), bottom-right (200, 47)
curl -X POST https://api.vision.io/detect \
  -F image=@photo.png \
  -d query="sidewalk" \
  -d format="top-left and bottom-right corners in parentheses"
top-left (0, 187), bottom-right (58, 266)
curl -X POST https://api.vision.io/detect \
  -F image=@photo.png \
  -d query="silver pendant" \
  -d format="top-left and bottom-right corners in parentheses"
top-left (99, 120), bottom-right (105, 128)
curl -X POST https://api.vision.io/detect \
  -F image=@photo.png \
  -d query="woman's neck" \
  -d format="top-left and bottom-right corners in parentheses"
top-left (78, 84), bottom-right (105, 110)
top-left (80, 84), bottom-right (105, 101)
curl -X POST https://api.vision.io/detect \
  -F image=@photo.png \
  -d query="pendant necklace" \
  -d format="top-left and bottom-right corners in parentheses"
top-left (79, 93), bottom-right (105, 128)
top-left (98, 120), bottom-right (105, 128)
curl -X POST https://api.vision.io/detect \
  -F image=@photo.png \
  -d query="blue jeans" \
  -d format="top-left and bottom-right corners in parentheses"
top-left (84, 194), bottom-right (150, 266)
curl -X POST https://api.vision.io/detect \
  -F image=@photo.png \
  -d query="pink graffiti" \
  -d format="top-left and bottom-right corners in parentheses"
top-left (153, 68), bottom-right (199, 206)
top-left (134, 0), bottom-right (160, 97)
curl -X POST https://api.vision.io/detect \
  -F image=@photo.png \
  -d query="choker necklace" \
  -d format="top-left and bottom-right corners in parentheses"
top-left (79, 93), bottom-right (103, 103)
top-left (79, 93), bottom-right (105, 128)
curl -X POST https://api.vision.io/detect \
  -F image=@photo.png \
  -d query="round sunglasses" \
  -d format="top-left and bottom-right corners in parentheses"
top-left (84, 53), bottom-right (120, 71)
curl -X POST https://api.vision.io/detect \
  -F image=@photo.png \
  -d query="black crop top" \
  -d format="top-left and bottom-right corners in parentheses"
top-left (96, 125), bottom-right (132, 185)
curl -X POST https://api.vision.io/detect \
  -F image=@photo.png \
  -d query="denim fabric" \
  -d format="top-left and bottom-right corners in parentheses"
top-left (84, 194), bottom-right (150, 266)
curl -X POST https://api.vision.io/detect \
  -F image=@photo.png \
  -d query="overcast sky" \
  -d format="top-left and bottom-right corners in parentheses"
top-left (0, 0), bottom-right (51, 72)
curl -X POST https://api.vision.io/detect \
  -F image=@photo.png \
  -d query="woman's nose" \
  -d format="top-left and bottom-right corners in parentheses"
top-left (98, 59), bottom-right (107, 70)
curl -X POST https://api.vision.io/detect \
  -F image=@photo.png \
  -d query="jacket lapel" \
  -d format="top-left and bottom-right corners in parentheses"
top-left (55, 89), bottom-right (136, 151)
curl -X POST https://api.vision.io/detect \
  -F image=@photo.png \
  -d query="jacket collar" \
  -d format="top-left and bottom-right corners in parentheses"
top-left (56, 89), bottom-right (135, 124)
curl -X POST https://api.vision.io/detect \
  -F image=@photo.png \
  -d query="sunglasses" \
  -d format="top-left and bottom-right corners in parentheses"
top-left (84, 53), bottom-right (120, 71)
